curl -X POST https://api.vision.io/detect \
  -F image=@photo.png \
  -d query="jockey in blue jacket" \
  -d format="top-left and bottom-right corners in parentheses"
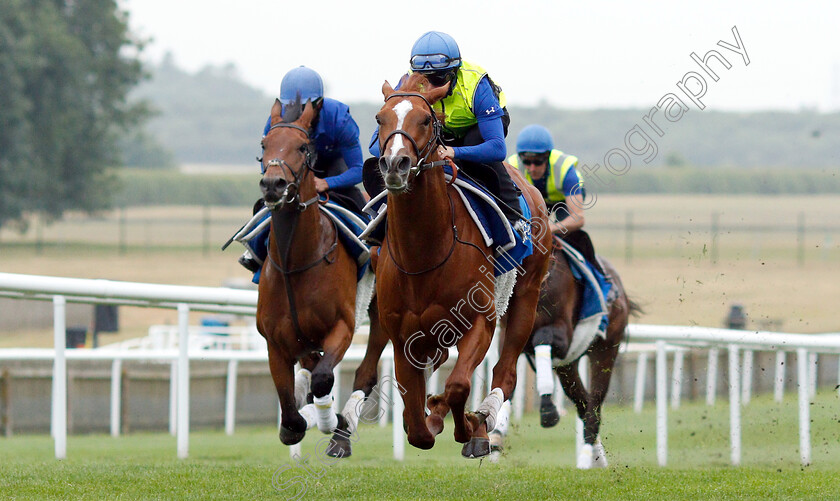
top-left (367, 31), bottom-right (525, 233)
top-left (239, 66), bottom-right (367, 274)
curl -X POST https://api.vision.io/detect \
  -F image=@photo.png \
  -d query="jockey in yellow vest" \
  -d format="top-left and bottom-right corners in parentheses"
top-left (506, 124), bottom-right (604, 431)
top-left (368, 31), bottom-right (525, 234)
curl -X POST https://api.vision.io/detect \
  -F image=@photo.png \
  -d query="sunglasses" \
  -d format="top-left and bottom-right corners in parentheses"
top-left (410, 53), bottom-right (461, 70)
top-left (521, 156), bottom-right (548, 166)
top-left (423, 71), bottom-right (455, 87)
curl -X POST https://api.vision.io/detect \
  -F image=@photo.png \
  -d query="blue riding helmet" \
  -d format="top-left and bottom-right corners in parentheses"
top-left (410, 31), bottom-right (461, 72)
top-left (516, 124), bottom-right (554, 154)
top-left (279, 66), bottom-right (324, 104)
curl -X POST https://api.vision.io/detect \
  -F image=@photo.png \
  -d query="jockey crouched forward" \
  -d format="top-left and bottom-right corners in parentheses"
top-left (507, 124), bottom-right (606, 427)
top-left (239, 66), bottom-right (368, 277)
top-left (367, 31), bottom-right (526, 236)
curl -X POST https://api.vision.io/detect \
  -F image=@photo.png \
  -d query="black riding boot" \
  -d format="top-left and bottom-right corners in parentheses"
top-left (563, 229), bottom-right (606, 277)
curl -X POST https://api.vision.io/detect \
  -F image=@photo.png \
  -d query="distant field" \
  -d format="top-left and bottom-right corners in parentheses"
top-left (2, 393), bottom-right (839, 499)
top-left (1, 195), bottom-right (838, 347)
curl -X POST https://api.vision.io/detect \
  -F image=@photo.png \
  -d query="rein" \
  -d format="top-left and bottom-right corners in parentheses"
top-left (263, 120), bottom-right (336, 338)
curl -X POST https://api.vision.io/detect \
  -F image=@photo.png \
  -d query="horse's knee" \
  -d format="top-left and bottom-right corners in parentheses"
top-left (445, 379), bottom-right (470, 407)
top-left (311, 370), bottom-right (334, 398)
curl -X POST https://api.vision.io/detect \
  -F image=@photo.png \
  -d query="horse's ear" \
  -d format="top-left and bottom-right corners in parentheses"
top-left (382, 80), bottom-right (395, 100)
top-left (426, 83), bottom-right (450, 105)
top-left (298, 99), bottom-right (317, 129)
top-left (270, 98), bottom-right (283, 120)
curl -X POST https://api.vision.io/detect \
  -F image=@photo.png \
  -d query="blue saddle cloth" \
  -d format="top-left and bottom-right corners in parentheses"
top-left (252, 198), bottom-right (371, 284)
top-left (362, 165), bottom-right (533, 277)
top-left (560, 241), bottom-right (613, 334)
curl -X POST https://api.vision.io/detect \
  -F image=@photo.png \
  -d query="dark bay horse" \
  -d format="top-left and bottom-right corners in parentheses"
top-left (373, 73), bottom-right (552, 458)
top-left (493, 236), bottom-right (641, 467)
top-left (257, 98), bottom-right (387, 456)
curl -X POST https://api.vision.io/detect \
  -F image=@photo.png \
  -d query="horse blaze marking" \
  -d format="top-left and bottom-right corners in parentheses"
top-left (389, 100), bottom-right (413, 157)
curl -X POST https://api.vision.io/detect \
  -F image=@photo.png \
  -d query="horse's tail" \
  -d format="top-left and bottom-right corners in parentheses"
top-left (626, 296), bottom-right (644, 318)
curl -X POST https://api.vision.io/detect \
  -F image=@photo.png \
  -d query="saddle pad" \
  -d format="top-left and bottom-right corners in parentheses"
top-left (248, 200), bottom-right (372, 284)
top-left (360, 167), bottom-right (534, 277)
top-left (559, 239), bottom-right (613, 334)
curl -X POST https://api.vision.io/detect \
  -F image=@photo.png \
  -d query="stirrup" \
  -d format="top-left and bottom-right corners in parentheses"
top-left (238, 251), bottom-right (261, 273)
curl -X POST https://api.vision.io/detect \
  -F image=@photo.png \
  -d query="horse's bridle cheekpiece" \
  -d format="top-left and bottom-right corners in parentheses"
top-left (381, 92), bottom-right (449, 175)
top-left (263, 122), bottom-right (320, 212)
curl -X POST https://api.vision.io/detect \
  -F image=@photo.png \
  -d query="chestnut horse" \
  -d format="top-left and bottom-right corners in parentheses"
top-left (494, 237), bottom-right (641, 467)
top-left (373, 74), bottom-right (552, 458)
top-left (257, 98), bottom-right (388, 455)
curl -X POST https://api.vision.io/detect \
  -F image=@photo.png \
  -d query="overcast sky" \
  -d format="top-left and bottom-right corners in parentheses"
top-left (122, 0), bottom-right (840, 111)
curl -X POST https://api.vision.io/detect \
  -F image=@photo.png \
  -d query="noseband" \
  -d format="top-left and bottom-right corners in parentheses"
top-left (380, 92), bottom-right (449, 174)
top-left (262, 122), bottom-right (320, 212)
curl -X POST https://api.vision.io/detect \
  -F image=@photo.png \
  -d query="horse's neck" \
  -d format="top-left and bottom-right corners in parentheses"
top-left (269, 202), bottom-right (328, 268)
top-left (387, 167), bottom-right (453, 263)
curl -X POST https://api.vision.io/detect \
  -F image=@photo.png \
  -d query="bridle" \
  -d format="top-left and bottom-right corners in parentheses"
top-left (261, 120), bottom-right (338, 338)
top-left (262, 122), bottom-right (320, 212)
top-left (379, 92), bottom-right (449, 175)
top-left (378, 92), bottom-right (467, 275)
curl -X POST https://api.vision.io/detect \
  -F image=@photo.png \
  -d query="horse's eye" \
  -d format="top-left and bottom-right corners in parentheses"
top-left (299, 144), bottom-right (308, 153)
top-left (422, 115), bottom-right (431, 126)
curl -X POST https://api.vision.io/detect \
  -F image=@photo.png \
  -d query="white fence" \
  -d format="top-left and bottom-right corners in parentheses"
top-left (1, 272), bottom-right (839, 466)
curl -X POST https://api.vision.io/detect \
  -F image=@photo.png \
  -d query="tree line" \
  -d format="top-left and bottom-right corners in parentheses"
top-left (0, 0), bottom-right (144, 229)
top-left (1, 3), bottom-right (838, 230)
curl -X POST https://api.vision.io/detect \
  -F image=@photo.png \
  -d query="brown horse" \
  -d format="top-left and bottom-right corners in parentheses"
top-left (373, 73), bottom-right (552, 458)
top-left (257, 98), bottom-right (388, 456)
top-left (493, 236), bottom-right (641, 467)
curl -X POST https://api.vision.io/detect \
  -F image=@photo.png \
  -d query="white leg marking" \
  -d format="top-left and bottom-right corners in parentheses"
top-left (593, 440), bottom-right (609, 468)
top-left (388, 100), bottom-right (413, 157)
top-left (577, 443), bottom-right (594, 469)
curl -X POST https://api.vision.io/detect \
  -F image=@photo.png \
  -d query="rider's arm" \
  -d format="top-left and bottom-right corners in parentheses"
top-left (551, 167), bottom-right (586, 233)
top-left (450, 77), bottom-right (506, 163)
top-left (323, 114), bottom-right (364, 189)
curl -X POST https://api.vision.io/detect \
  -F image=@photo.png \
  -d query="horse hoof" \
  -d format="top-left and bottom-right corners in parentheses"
top-left (407, 433), bottom-right (435, 450)
top-left (325, 433), bottom-right (352, 458)
top-left (539, 396), bottom-right (560, 428)
top-left (279, 426), bottom-right (305, 446)
top-left (426, 414), bottom-right (444, 436)
top-left (461, 437), bottom-right (490, 459)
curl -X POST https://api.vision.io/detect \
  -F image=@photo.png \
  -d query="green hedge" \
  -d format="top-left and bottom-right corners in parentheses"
top-left (116, 167), bottom-right (840, 206)
top-left (117, 170), bottom-right (259, 206)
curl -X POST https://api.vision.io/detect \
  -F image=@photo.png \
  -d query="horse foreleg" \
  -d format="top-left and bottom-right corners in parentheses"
top-left (487, 285), bottom-right (543, 422)
top-left (393, 350), bottom-right (436, 450)
top-left (267, 343), bottom-right (309, 446)
top-left (446, 320), bottom-right (491, 457)
top-left (328, 300), bottom-right (389, 458)
top-left (349, 297), bottom-right (387, 398)
top-left (310, 320), bottom-right (353, 435)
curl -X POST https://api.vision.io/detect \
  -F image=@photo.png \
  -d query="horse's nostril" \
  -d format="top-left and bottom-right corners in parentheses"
top-left (397, 156), bottom-right (412, 173)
